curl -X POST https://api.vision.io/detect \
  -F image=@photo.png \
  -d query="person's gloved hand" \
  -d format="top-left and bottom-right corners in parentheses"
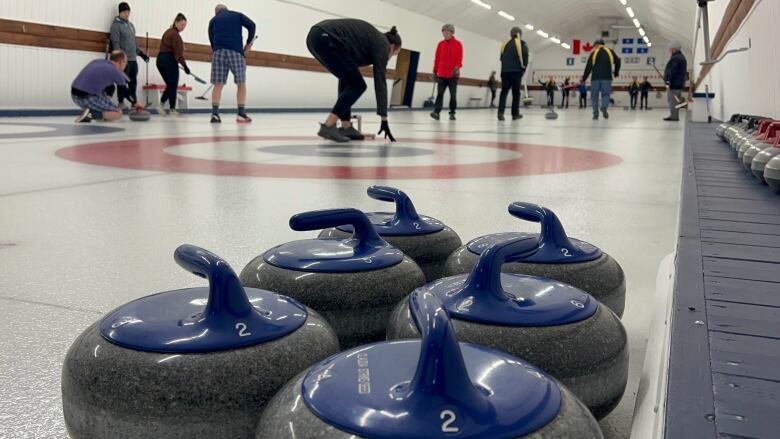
top-left (378, 120), bottom-right (396, 142)
top-left (139, 52), bottom-right (150, 63)
top-left (183, 65), bottom-right (191, 75)
top-left (453, 67), bottom-right (460, 77)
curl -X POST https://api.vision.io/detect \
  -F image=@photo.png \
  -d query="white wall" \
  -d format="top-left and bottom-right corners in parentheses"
top-left (0, 0), bottom-right (504, 111)
top-left (693, 0), bottom-right (780, 121)
top-left (527, 24), bottom-right (677, 108)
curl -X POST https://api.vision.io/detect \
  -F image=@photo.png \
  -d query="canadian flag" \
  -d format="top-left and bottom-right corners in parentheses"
top-left (573, 39), bottom-right (581, 55)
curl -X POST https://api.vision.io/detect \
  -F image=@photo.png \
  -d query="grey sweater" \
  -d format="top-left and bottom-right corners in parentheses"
top-left (109, 16), bottom-right (140, 61)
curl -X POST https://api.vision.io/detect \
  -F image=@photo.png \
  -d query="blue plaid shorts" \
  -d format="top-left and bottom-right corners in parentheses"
top-left (71, 94), bottom-right (118, 113)
top-left (211, 48), bottom-right (247, 84)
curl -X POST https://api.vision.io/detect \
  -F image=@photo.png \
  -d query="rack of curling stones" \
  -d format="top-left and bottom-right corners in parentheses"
top-left (257, 288), bottom-right (604, 439)
top-left (444, 201), bottom-right (627, 317)
top-left (387, 236), bottom-right (628, 419)
top-left (239, 208), bottom-right (426, 349)
top-left (61, 245), bottom-right (339, 439)
top-left (318, 185), bottom-right (462, 282)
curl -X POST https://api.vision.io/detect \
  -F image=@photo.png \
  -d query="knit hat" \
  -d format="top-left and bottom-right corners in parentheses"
top-left (442, 23), bottom-right (455, 33)
top-left (668, 41), bottom-right (682, 50)
top-left (118, 2), bottom-right (130, 13)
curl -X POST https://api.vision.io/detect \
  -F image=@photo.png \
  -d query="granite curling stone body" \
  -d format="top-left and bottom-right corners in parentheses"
top-left (444, 202), bottom-right (627, 317)
top-left (62, 245), bottom-right (339, 439)
top-left (240, 208), bottom-right (426, 349)
top-left (318, 185), bottom-right (462, 282)
top-left (388, 237), bottom-right (628, 419)
top-left (256, 288), bottom-right (604, 439)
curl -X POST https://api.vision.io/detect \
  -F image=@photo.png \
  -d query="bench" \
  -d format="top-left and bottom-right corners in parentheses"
top-left (143, 84), bottom-right (193, 110)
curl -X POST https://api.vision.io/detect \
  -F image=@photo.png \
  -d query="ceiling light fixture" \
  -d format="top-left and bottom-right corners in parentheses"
top-left (536, 30), bottom-right (549, 38)
top-left (525, 24), bottom-right (534, 30)
top-left (643, 36), bottom-right (650, 43)
top-left (619, 0), bottom-right (627, 5)
top-left (647, 42), bottom-right (652, 47)
top-left (638, 28), bottom-right (646, 36)
top-left (561, 42), bottom-right (571, 49)
top-left (633, 18), bottom-right (641, 28)
top-left (626, 7), bottom-right (635, 18)
top-left (550, 36), bottom-right (561, 44)
top-left (470, 0), bottom-right (492, 10)
top-left (497, 10), bottom-right (515, 21)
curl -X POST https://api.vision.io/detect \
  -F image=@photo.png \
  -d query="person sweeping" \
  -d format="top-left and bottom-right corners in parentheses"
top-left (306, 19), bottom-right (402, 143)
top-left (155, 13), bottom-right (189, 117)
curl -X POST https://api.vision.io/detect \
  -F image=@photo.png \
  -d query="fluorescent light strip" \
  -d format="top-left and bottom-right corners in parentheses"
top-left (626, 6), bottom-right (635, 17)
top-left (561, 42), bottom-right (571, 49)
top-left (633, 18), bottom-right (641, 28)
top-left (647, 42), bottom-right (652, 47)
top-left (643, 36), bottom-right (650, 43)
top-left (497, 10), bottom-right (515, 20)
top-left (536, 30), bottom-right (549, 38)
top-left (638, 28), bottom-right (646, 36)
top-left (550, 36), bottom-right (561, 44)
top-left (470, 0), bottom-right (492, 10)
top-left (619, 0), bottom-right (627, 4)
top-left (525, 23), bottom-right (534, 30)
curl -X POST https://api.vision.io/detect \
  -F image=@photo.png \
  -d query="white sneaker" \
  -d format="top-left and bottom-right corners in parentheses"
top-left (75, 108), bottom-right (92, 123)
top-left (154, 103), bottom-right (168, 117)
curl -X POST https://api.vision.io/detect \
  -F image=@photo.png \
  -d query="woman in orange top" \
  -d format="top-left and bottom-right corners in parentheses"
top-left (155, 13), bottom-right (189, 116)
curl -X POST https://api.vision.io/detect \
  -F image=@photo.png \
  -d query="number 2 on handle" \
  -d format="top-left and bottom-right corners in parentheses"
top-left (440, 410), bottom-right (459, 433)
top-left (235, 322), bottom-right (251, 337)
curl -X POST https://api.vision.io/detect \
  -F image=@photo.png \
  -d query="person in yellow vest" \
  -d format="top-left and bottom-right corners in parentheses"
top-left (497, 26), bottom-right (529, 121)
top-left (628, 76), bottom-right (641, 110)
top-left (582, 38), bottom-right (621, 120)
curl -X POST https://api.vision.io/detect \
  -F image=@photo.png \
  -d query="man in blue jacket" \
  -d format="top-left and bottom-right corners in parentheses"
top-left (664, 41), bottom-right (688, 121)
top-left (208, 4), bottom-right (256, 123)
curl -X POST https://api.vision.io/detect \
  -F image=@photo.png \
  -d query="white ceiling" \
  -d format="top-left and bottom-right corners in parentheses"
top-left (380, 0), bottom-right (697, 52)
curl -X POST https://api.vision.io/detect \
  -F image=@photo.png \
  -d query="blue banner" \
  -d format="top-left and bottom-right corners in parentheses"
top-left (637, 47), bottom-right (649, 54)
top-left (622, 38), bottom-right (634, 45)
top-left (566, 57), bottom-right (575, 66)
top-left (621, 47), bottom-right (634, 54)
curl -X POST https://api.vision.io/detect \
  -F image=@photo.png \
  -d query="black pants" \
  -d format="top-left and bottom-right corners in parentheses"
top-left (490, 88), bottom-right (496, 105)
top-left (434, 77), bottom-right (458, 114)
top-left (630, 93), bottom-right (638, 109)
top-left (306, 26), bottom-right (366, 120)
top-left (118, 61), bottom-right (139, 105)
top-left (546, 91), bottom-right (554, 107)
top-left (579, 92), bottom-right (587, 108)
top-left (498, 71), bottom-right (523, 117)
top-left (640, 92), bottom-right (649, 109)
top-left (561, 90), bottom-right (569, 108)
top-left (156, 52), bottom-right (179, 110)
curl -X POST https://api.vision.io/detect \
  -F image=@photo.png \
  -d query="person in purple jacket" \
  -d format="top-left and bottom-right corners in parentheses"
top-left (71, 51), bottom-right (128, 123)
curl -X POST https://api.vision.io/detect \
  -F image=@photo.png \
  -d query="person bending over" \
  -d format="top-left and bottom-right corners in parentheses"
top-left (208, 4), bottom-right (256, 124)
top-left (155, 13), bottom-right (189, 117)
top-left (71, 50), bottom-right (128, 123)
top-left (307, 19), bottom-right (401, 143)
top-left (430, 23), bottom-right (463, 121)
top-left (539, 77), bottom-right (556, 107)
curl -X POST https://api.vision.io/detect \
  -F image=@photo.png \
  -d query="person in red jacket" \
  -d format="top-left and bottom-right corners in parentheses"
top-left (430, 23), bottom-right (463, 121)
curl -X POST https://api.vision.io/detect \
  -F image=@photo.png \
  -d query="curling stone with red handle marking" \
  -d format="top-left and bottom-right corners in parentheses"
top-left (318, 186), bottom-right (462, 282)
top-left (61, 245), bottom-right (339, 439)
top-left (387, 237), bottom-right (628, 419)
top-left (240, 208), bottom-right (426, 349)
top-left (256, 288), bottom-right (604, 439)
top-left (444, 202), bottom-right (626, 317)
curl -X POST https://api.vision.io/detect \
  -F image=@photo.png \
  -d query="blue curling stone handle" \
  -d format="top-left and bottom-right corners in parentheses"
top-left (335, 186), bottom-right (445, 236)
top-left (301, 289), bottom-right (561, 438)
top-left (100, 245), bottom-right (307, 353)
top-left (265, 208), bottom-right (404, 272)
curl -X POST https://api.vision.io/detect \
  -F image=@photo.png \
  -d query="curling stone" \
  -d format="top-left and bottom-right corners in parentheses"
top-left (728, 116), bottom-right (759, 150)
top-left (545, 108), bottom-right (559, 120)
top-left (256, 289), bottom-right (604, 439)
top-left (444, 202), bottom-right (626, 317)
top-left (733, 117), bottom-right (769, 152)
top-left (129, 110), bottom-right (151, 122)
top-left (387, 237), bottom-right (628, 419)
top-left (240, 208), bottom-right (426, 348)
top-left (764, 153), bottom-right (780, 191)
top-left (738, 121), bottom-right (778, 161)
top-left (62, 245), bottom-right (339, 439)
top-left (751, 137), bottom-right (780, 182)
top-left (318, 186), bottom-right (462, 282)
top-left (742, 122), bottom-right (780, 169)
top-left (716, 114), bottom-right (740, 139)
